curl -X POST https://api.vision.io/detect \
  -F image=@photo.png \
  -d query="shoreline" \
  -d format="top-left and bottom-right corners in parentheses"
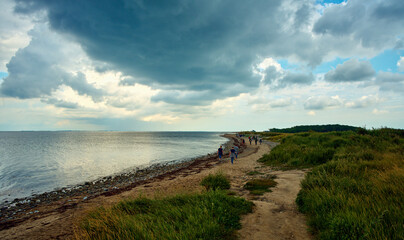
top-left (0, 134), bottom-right (244, 229)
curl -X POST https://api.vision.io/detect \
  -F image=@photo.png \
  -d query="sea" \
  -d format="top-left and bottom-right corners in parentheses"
top-left (0, 131), bottom-right (227, 203)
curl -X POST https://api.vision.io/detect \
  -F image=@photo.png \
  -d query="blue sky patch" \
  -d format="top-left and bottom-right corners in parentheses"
top-left (277, 59), bottom-right (298, 70)
top-left (369, 49), bottom-right (403, 73)
top-left (0, 72), bottom-right (8, 79)
top-left (316, 0), bottom-right (346, 5)
top-left (314, 57), bottom-right (349, 74)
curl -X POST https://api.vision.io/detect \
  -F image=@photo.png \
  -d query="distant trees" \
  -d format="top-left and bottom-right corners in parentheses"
top-left (269, 124), bottom-right (359, 133)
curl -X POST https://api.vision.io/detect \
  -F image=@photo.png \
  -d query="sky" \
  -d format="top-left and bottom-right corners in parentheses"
top-left (0, 0), bottom-right (403, 131)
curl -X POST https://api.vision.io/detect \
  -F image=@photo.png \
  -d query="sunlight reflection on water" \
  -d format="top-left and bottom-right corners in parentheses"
top-left (0, 131), bottom-right (226, 202)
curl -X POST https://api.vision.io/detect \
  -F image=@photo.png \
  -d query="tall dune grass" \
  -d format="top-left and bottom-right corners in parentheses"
top-left (259, 128), bottom-right (404, 239)
top-left (76, 174), bottom-right (253, 240)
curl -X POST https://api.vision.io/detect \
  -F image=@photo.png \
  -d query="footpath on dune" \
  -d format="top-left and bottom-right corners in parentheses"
top-left (0, 135), bottom-right (311, 240)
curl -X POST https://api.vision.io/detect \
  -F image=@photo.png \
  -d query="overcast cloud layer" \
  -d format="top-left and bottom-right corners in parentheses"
top-left (0, 0), bottom-right (403, 130)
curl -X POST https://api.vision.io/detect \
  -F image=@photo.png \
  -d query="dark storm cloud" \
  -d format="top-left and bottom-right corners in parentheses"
top-left (313, 0), bottom-right (404, 48)
top-left (13, 0), bottom-right (278, 91)
top-left (10, 0), bottom-right (329, 104)
top-left (324, 59), bottom-right (375, 82)
top-left (6, 0), bottom-right (403, 107)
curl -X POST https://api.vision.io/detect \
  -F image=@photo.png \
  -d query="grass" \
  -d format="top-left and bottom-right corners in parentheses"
top-left (200, 172), bottom-right (231, 191)
top-left (246, 171), bottom-right (264, 176)
top-left (239, 131), bottom-right (291, 142)
top-left (258, 128), bottom-right (404, 239)
top-left (244, 175), bottom-right (277, 195)
top-left (76, 173), bottom-right (252, 239)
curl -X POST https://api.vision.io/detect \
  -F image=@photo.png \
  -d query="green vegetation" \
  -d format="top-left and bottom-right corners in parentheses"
top-left (246, 170), bottom-right (264, 176)
top-left (76, 173), bottom-right (253, 240)
top-left (259, 128), bottom-right (404, 239)
top-left (240, 131), bottom-right (291, 142)
top-left (200, 172), bottom-right (231, 191)
top-left (269, 124), bottom-right (359, 133)
top-left (244, 175), bottom-right (277, 195)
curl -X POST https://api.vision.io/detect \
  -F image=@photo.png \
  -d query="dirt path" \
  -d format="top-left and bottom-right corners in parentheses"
top-left (213, 141), bottom-right (311, 240)
top-left (0, 136), bottom-right (311, 240)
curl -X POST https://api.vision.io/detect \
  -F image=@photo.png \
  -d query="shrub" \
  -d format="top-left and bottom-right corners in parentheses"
top-left (200, 172), bottom-right (231, 191)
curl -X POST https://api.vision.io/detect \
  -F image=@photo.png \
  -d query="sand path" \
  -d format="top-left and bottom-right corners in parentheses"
top-left (0, 136), bottom-right (311, 239)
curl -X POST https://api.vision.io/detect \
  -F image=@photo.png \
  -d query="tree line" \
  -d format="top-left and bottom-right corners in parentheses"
top-left (269, 124), bottom-right (359, 133)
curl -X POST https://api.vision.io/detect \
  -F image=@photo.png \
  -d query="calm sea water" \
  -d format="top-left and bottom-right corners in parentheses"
top-left (0, 131), bottom-right (226, 203)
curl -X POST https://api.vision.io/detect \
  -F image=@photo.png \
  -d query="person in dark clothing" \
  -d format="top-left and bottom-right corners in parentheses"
top-left (234, 145), bottom-right (239, 159)
top-left (218, 145), bottom-right (223, 160)
top-left (229, 147), bottom-right (236, 164)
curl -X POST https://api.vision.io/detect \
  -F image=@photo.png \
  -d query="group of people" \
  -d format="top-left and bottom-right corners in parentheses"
top-left (217, 135), bottom-right (263, 164)
top-left (217, 145), bottom-right (239, 164)
top-left (248, 136), bottom-right (262, 145)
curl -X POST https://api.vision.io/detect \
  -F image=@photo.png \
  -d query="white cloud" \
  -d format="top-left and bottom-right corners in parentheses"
top-left (304, 95), bottom-right (343, 110)
top-left (270, 98), bottom-right (293, 108)
top-left (398, 57), bottom-right (404, 72)
top-left (257, 58), bottom-right (283, 72)
top-left (345, 95), bottom-right (381, 108)
top-left (372, 108), bottom-right (388, 115)
top-left (0, 0), bottom-right (34, 71)
top-left (250, 97), bottom-right (293, 112)
top-left (142, 114), bottom-right (180, 124)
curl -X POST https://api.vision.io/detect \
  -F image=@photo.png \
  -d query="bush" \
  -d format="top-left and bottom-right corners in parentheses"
top-left (200, 172), bottom-right (231, 191)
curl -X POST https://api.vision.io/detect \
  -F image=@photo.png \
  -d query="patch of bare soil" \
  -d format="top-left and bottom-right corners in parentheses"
top-left (0, 135), bottom-right (311, 240)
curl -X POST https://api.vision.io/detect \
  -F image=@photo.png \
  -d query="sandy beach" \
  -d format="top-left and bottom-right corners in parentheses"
top-left (0, 134), bottom-right (311, 240)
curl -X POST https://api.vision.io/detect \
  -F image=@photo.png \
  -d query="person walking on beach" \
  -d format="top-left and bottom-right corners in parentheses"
top-left (255, 137), bottom-right (258, 145)
top-left (259, 138), bottom-right (262, 145)
top-left (249, 137), bottom-right (252, 145)
top-left (229, 147), bottom-right (236, 164)
top-left (218, 145), bottom-right (223, 161)
top-left (234, 145), bottom-right (239, 159)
